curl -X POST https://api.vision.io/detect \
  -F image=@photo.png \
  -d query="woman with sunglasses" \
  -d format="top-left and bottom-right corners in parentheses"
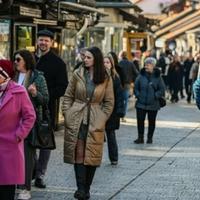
top-left (13, 49), bottom-right (49, 200)
top-left (0, 60), bottom-right (36, 200)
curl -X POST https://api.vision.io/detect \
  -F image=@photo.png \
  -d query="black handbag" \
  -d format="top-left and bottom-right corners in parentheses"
top-left (29, 105), bottom-right (56, 150)
top-left (159, 96), bottom-right (166, 108)
top-left (150, 81), bottom-right (166, 108)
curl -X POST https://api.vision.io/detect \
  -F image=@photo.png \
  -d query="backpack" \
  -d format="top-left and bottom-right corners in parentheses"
top-left (193, 78), bottom-right (200, 109)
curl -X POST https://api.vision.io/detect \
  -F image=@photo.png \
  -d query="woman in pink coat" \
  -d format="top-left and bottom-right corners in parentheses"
top-left (0, 60), bottom-right (36, 200)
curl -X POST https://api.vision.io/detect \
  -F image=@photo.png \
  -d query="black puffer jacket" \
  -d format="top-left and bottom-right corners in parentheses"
top-left (106, 75), bottom-right (124, 130)
top-left (134, 68), bottom-right (165, 111)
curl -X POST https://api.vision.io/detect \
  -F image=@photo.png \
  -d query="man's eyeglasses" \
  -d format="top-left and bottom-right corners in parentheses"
top-left (15, 57), bottom-right (21, 62)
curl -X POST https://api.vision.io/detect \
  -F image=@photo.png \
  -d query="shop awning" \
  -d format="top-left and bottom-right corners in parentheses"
top-left (159, 15), bottom-right (200, 40)
top-left (119, 9), bottom-right (156, 31)
top-left (59, 1), bottom-right (108, 16)
top-left (96, 2), bottom-right (142, 12)
top-left (155, 8), bottom-right (200, 38)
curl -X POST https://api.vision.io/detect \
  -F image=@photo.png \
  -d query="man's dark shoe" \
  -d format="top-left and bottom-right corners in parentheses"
top-left (74, 190), bottom-right (86, 200)
top-left (134, 138), bottom-right (144, 144)
top-left (34, 178), bottom-right (46, 188)
top-left (146, 138), bottom-right (153, 144)
top-left (85, 191), bottom-right (90, 199)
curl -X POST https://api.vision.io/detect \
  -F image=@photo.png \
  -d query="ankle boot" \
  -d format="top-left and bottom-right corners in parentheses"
top-left (147, 133), bottom-right (153, 144)
top-left (146, 138), bottom-right (153, 144)
top-left (74, 164), bottom-right (86, 199)
top-left (134, 134), bottom-right (144, 144)
top-left (85, 166), bottom-right (96, 199)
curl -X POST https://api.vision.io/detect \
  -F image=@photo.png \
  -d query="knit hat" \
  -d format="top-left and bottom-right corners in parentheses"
top-left (0, 60), bottom-right (14, 79)
top-left (37, 29), bottom-right (54, 39)
top-left (144, 57), bottom-right (157, 66)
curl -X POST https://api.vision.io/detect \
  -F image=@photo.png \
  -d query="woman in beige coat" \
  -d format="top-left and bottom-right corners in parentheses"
top-left (62, 46), bottom-right (114, 200)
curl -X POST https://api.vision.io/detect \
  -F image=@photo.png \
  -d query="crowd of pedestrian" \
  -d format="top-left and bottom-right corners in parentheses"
top-left (1, 28), bottom-right (200, 200)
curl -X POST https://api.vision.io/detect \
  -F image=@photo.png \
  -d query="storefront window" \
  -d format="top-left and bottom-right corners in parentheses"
top-left (0, 19), bottom-right (10, 59)
top-left (58, 29), bottom-right (77, 126)
top-left (84, 27), bottom-right (105, 51)
top-left (111, 28), bottom-right (123, 54)
top-left (61, 29), bottom-right (77, 77)
top-left (14, 24), bottom-right (36, 52)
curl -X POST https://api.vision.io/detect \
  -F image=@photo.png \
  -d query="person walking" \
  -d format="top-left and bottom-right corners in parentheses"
top-left (183, 53), bottom-right (194, 103)
top-left (104, 54), bottom-right (124, 165)
top-left (62, 46), bottom-right (114, 200)
top-left (13, 49), bottom-right (49, 200)
top-left (134, 57), bottom-right (165, 144)
top-left (34, 29), bottom-right (68, 188)
top-left (108, 51), bottom-right (123, 87)
top-left (118, 51), bottom-right (138, 122)
top-left (167, 55), bottom-right (182, 103)
top-left (0, 60), bottom-right (36, 200)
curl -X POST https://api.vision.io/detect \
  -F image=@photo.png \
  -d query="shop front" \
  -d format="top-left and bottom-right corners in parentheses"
top-left (13, 23), bottom-right (37, 53)
top-left (0, 19), bottom-right (11, 59)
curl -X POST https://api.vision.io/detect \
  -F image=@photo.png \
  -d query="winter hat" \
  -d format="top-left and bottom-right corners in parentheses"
top-left (37, 29), bottom-right (54, 39)
top-left (0, 60), bottom-right (14, 79)
top-left (144, 57), bottom-right (157, 67)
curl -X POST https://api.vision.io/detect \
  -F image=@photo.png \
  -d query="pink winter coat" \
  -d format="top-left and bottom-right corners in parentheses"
top-left (0, 81), bottom-right (36, 185)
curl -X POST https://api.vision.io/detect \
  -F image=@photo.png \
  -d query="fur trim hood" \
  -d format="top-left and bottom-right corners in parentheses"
top-left (140, 67), bottom-right (161, 78)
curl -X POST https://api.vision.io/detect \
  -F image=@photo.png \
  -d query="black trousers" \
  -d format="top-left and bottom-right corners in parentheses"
top-left (185, 79), bottom-right (192, 102)
top-left (35, 149), bottom-right (51, 179)
top-left (0, 185), bottom-right (15, 200)
top-left (105, 129), bottom-right (118, 162)
top-left (34, 98), bottom-right (58, 179)
top-left (136, 108), bottom-right (158, 139)
top-left (74, 164), bottom-right (96, 193)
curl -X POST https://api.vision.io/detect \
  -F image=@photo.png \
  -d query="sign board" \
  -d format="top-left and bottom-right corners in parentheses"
top-left (155, 39), bottom-right (165, 48)
top-left (20, 6), bottom-right (41, 18)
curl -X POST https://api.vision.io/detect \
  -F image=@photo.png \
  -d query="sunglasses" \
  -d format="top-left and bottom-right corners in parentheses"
top-left (15, 57), bottom-right (21, 62)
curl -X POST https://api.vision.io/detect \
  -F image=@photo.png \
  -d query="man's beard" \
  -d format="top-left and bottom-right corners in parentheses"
top-left (39, 47), bottom-right (47, 52)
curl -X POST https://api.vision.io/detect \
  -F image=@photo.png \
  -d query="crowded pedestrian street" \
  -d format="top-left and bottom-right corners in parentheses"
top-left (2, 1), bottom-right (200, 200)
top-left (30, 98), bottom-right (200, 200)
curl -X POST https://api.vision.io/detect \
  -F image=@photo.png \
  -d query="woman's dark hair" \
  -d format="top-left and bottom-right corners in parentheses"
top-left (108, 51), bottom-right (124, 86)
top-left (87, 46), bottom-right (105, 84)
top-left (13, 49), bottom-right (36, 71)
top-left (108, 51), bottom-right (119, 66)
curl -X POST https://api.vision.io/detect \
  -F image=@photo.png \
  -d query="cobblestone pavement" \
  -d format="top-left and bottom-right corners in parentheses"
top-left (29, 99), bottom-right (200, 200)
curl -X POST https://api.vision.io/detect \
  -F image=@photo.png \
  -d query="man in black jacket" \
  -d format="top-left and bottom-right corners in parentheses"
top-left (34, 29), bottom-right (68, 188)
top-left (119, 51), bottom-right (138, 121)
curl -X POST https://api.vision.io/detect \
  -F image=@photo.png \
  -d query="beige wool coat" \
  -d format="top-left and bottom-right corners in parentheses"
top-left (62, 66), bottom-right (114, 166)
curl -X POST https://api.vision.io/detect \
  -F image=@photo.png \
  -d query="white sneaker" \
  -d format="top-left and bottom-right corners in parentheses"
top-left (17, 189), bottom-right (31, 200)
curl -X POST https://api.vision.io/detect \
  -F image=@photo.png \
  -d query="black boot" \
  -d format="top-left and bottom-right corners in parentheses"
top-left (74, 164), bottom-right (87, 200)
top-left (134, 134), bottom-right (144, 144)
top-left (85, 166), bottom-right (96, 200)
top-left (147, 134), bottom-right (153, 144)
top-left (146, 137), bottom-right (153, 144)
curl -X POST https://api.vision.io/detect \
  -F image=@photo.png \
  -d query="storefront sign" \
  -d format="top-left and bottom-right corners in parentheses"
top-left (155, 39), bottom-right (165, 48)
top-left (20, 6), bottom-right (41, 18)
top-left (33, 18), bottom-right (57, 25)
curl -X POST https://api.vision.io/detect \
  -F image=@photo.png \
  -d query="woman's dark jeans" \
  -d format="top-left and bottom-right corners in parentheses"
top-left (105, 129), bottom-right (118, 162)
top-left (136, 108), bottom-right (158, 140)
